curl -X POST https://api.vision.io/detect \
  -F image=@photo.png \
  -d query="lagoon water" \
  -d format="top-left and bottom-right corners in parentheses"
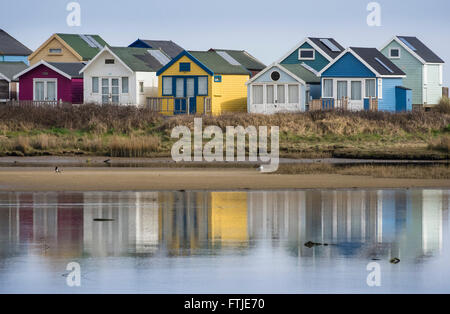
top-left (0, 189), bottom-right (449, 294)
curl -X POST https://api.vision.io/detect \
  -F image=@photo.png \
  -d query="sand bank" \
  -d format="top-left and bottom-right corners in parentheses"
top-left (0, 168), bottom-right (448, 192)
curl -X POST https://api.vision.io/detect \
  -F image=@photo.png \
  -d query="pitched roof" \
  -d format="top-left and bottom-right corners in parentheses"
top-left (188, 51), bottom-right (250, 75)
top-left (109, 47), bottom-right (168, 72)
top-left (137, 40), bottom-right (184, 59)
top-left (0, 62), bottom-right (28, 81)
top-left (56, 34), bottom-right (108, 60)
top-left (0, 30), bottom-right (33, 56)
top-left (350, 47), bottom-right (405, 76)
top-left (47, 62), bottom-right (85, 78)
top-left (308, 38), bottom-right (345, 59)
top-left (281, 63), bottom-right (320, 84)
top-left (209, 49), bottom-right (266, 71)
top-left (396, 36), bottom-right (444, 64)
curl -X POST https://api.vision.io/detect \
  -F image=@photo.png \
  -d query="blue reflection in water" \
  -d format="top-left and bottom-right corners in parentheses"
top-left (0, 189), bottom-right (448, 294)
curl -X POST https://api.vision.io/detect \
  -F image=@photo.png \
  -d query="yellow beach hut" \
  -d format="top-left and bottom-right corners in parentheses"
top-left (153, 50), bottom-right (251, 115)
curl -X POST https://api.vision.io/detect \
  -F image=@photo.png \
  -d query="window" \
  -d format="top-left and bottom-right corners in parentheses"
top-left (163, 77), bottom-right (173, 96)
top-left (105, 59), bottom-right (115, 64)
top-left (139, 82), bottom-right (144, 94)
top-left (122, 77), bottom-right (129, 94)
top-left (49, 48), bottom-right (62, 54)
top-left (277, 85), bottom-right (285, 104)
top-left (198, 77), bottom-right (208, 95)
top-left (389, 48), bottom-right (400, 59)
top-left (337, 81), bottom-right (348, 99)
top-left (323, 79), bottom-right (333, 98)
top-left (33, 79), bottom-right (57, 101)
top-left (252, 85), bottom-right (263, 105)
top-left (92, 77), bottom-right (99, 93)
top-left (288, 85), bottom-right (299, 103)
top-left (365, 79), bottom-right (376, 98)
top-left (179, 63), bottom-right (191, 72)
top-left (266, 85), bottom-right (274, 104)
top-left (351, 81), bottom-right (362, 100)
top-left (271, 71), bottom-right (280, 81)
top-left (299, 49), bottom-right (315, 60)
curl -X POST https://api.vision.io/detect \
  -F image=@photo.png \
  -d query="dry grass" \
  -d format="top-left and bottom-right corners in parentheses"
top-left (429, 135), bottom-right (450, 153)
top-left (435, 97), bottom-right (450, 114)
top-left (275, 163), bottom-right (450, 179)
top-left (109, 135), bottom-right (160, 157)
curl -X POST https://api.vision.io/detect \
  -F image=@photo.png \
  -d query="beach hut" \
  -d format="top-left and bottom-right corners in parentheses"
top-left (0, 61), bottom-right (28, 102)
top-left (28, 33), bottom-right (108, 66)
top-left (154, 50), bottom-right (251, 115)
top-left (80, 46), bottom-right (170, 105)
top-left (318, 47), bottom-right (407, 112)
top-left (14, 61), bottom-right (85, 104)
top-left (380, 36), bottom-right (445, 107)
top-left (0, 29), bottom-right (32, 65)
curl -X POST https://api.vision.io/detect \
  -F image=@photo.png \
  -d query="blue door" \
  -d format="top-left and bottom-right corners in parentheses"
top-left (175, 78), bottom-right (186, 114)
top-left (174, 77), bottom-right (197, 115)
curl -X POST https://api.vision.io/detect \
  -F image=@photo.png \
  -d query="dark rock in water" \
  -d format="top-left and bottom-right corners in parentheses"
top-left (390, 258), bottom-right (401, 264)
top-left (93, 218), bottom-right (115, 222)
top-left (305, 241), bottom-right (324, 248)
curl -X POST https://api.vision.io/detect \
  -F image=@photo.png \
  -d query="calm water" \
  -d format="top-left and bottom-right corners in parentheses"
top-left (0, 189), bottom-right (449, 294)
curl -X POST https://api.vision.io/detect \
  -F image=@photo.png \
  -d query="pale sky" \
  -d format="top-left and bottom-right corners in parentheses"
top-left (1, 0), bottom-right (449, 84)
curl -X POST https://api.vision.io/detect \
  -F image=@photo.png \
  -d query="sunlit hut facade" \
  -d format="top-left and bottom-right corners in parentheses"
top-left (155, 50), bottom-right (252, 115)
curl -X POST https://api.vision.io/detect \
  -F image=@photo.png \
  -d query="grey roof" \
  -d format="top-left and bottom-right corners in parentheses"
top-left (0, 62), bottom-right (28, 81)
top-left (139, 40), bottom-right (184, 59)
top-left (0, 29), bottom-right (33, 56)
top-left (308, 37), bottom-right (345, 59)
top-left (48, 62), bottom-right (86, 78)
top-left (397, 36), bottom-right (444, 64)
top-left (351, 47), bottom-right (406, 76)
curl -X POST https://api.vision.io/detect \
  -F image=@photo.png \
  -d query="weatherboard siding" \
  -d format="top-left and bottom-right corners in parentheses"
top-left (379, 78), bottom-right (403, 112)
top-left (83, 49), bottom-right (138, 105)
top-left (213, 74), bottom-right (248, 114)
top-left (18, 64), bottom-right (77, 102)
top-left (381, 41), bottom-right (423, 105)
top-left (281, 42), bottom-right (329, 72)
top-left (321, 53), bottom-right (376, 78)
top-left (251, 66), bottom-right (298, 84)
top-left (29, 37), bottom-right (80, 65)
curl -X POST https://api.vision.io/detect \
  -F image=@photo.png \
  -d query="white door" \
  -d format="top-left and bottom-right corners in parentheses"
top-left (101, 78), bottom-right (120, 104)
top-left (350, 81), bottom-right (363, 110)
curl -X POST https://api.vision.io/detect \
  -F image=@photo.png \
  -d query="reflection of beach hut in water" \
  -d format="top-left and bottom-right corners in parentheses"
top-left (209, 192), bottom-right (248, 244)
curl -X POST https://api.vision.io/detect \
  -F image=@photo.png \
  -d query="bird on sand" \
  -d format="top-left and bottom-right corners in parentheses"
top-left (258, 165), bottom-right (264, 172)
top-left (55, 167), bottom-right (62, 174)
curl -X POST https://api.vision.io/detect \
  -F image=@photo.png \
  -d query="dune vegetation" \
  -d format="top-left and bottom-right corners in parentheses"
top-left (0, 102), bottom-right (449, 159)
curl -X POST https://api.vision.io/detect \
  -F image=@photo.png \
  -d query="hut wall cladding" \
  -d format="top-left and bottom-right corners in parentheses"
top-left (0, 80), bottom-right (8, 99)
top-left (18, 64), bottom-right (75, 102)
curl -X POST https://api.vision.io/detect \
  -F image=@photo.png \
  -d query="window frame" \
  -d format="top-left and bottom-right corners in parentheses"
top-left (179, 62), bottom-right (191, 72)
top-left (105, 59), bottom-right (115, 65)
top-left (162, 76), bottom-right (173, 96)
top-left (92, 77), bottom-right (99, 94)
top-left (49, 48), bottom-right (62, 55)
top-left (251, 85), bottom-right (264, 105)
top-left (323, 79), bottom-right (334, 98)
top-left (139, 81), bottom-right (144, 94)
top-left (121, 77), bottom-right (129, 94)
top-left (365, 79), bottom-right (376, 98)
top-left (198, 76), bottom-right (208, 96)
top-left (298, 49), bottom-right (315, 61)
top-left (389, 48), bottom-right (401, 59)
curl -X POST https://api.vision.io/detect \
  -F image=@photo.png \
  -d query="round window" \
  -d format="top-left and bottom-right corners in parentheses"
top-left (271, 71), bottom-right (280, 81)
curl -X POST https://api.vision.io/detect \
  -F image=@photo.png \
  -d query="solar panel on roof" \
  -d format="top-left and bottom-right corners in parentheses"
top-left (374, 57), bottom-right (394, 74)
top-left (87, 35), bottom-right (104, 49)
top-left (216, 51), bottom-right (241, 66)
top-left (399, 37), bottom-right (417, 51)
top-left (79, 34), bottom-right (96, 48)
top-left (320, 39), bottom-right (341, 52)
top-left (148, 50), bottom-right (171, 66)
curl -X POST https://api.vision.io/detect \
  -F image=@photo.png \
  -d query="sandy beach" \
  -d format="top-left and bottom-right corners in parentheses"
top-left (0, 167), bottom-right (449, 192)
